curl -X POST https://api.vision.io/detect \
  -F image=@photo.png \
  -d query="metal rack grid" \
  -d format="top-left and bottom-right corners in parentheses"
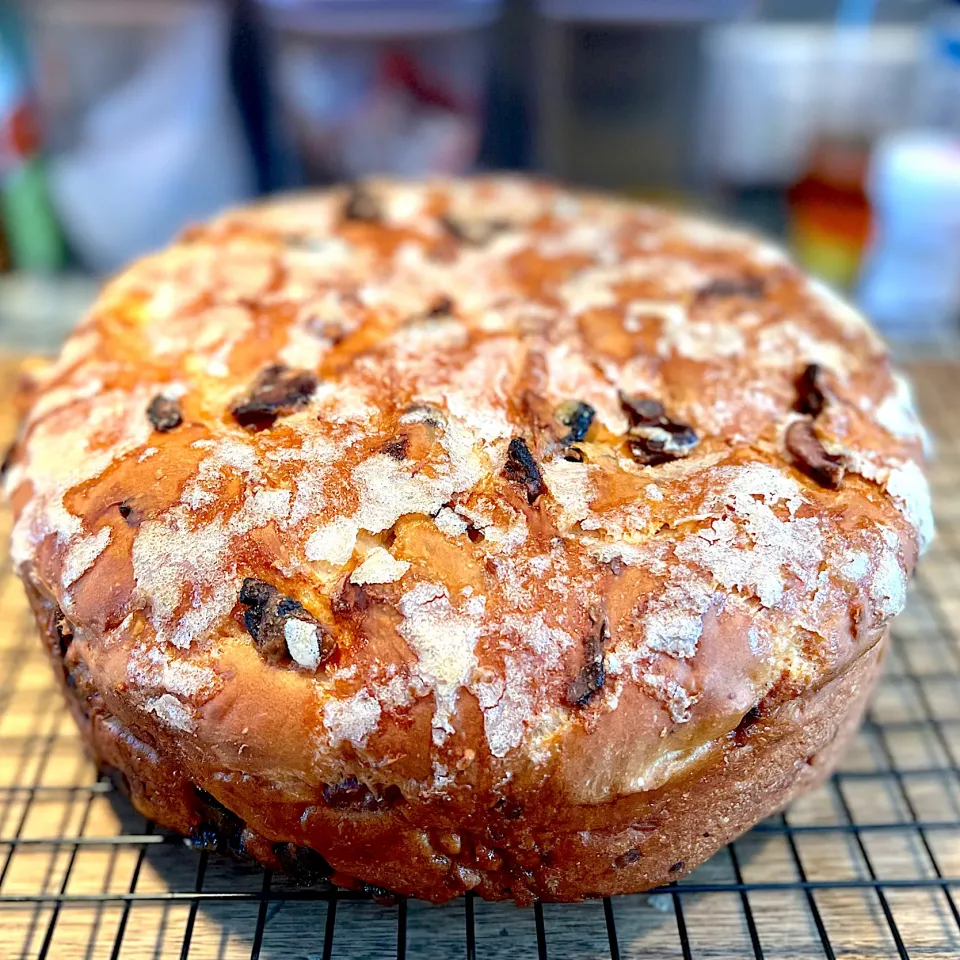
top-left (2, 361), bottom-right (960, 959)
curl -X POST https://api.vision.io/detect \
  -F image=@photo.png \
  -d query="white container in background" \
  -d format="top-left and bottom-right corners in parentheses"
top-left (257, 0), bottom-right (502, 182)
top-left (701, 25), bottom-right (920, 188)
top-left (27, 0), bottom-right (255, 274)
top-left (858, 131), bottom-right (960, 341)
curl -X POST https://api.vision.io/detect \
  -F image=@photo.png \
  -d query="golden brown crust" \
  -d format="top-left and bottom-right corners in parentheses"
top-left (5, 177), bottom-right (931, 902)
top-left (28, 576), bottom-right (885, 902)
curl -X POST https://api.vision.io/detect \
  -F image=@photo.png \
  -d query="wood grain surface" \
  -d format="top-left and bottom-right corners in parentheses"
top-left (2, 356), bottom-right (960, 960)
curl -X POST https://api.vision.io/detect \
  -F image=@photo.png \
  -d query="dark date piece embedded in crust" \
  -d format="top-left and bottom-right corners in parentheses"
top-left (694, 276), bottom-right (766, 302)
top-left (620, 394), bottom-right (698, 466)
top-left (380, 436), bottom-right (409, 461)
top-left (238, 578), bottom-right (334, 670)
top-left (503, 438), bottom-right (546, 504)
top-left (147, 395), bottom-right (183, 433)
top-left (0, 442), bottom-right (14, 483)
top-left (441, 214), bottom-right (510, 246)
top-left (794, 363), bottom-right (828, 418)
top-left (342, 184), bottom-right (382, 223)
top-left (555, 400), bottom-right (596, 446)
top-left (785, 418), bottom-right (845, 489)
top-left (565, 607), bottom-right (609, 707)
top-left (116, 500), bottom-right (143, 527)
top-left (322, 777), bottom-right (402, 812)
top-left (230, 365), bottom-right (318, 431)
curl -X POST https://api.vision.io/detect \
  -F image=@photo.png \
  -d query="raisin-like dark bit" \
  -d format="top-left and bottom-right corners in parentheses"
top-left (405, 295), bottom-right (457, 327)
top-left (147, 395), bottom-right (183, 432)
top-left (116, 499), bottom-right (143, 527)
top-left (404, 402), bottom-right (446, 427)
top-left (441, 213), bottom-right (509, 246)
top-left (332, 579), bottom-right (371, 619)
top-left (794, 363), bottom-right (826, 417)
top-left (503, 437), bottom-right (546, 504)
top-left (274, 843), bottom-right (333, 886)
top-left (555, 400), bottom-right (595, 445)
top-left (361, 883), bottom-right (400, 905)
top-left (238, 577), bottom-right (334, 669)
top-left (342, 183), bottom-right (381, 222)
top-left (565, 607), bottom-right (608, 707)
top-left (323, 777), bottom-right (401, 812)
top-left (614, 848), bottom-right (641, 869)
top-left (492, 797), bottom-right (523, 819)
top-left (669, 860), bottom-right (686, 874)
top-left (427, 295), bottom-right (454, 317)
top-left (620, 393), bottom-right (698, 466)
top-left (380, 436), bottom-right (408, 460)
top-left (230, 364), bottom-right (318, 431)
top-left (188, 824), bottom-right (225, 853)
top-left (785, 418), bottom-right (845, 489)
top-left (190, 787), bottom-right (246, 856)
top-left (620, 394), bottom-right (667, 425)
top-left (55, 609), bottom-right (74, 660)
top-left (695, 276), bottom-right (766, 301)
top-left (0, 443), bottom-right (14, 483)
top-left (732, 705), bottom-right (764, 745)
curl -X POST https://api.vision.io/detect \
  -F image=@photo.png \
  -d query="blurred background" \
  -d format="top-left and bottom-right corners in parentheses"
top-left (1, 0), bottom-right (959, 354)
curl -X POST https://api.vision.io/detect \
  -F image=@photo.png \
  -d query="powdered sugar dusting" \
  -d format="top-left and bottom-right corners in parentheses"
top-left (477, 657), bottom-right (531, 757)
top-left (145, 694), bottom-right (196, 733)
top-left (641, 673), bottom-right (697, 724)
top-left (870, 529), bottom-right (907, 620)
top-left (874, 374), bottom-right (930, 450)
top-left (434, 507), bottom-right (469, 538)
top-left (676, 464), bottom-right (820, 607)
top-left (324, 689), bottom-right (382, 747)
top-left (305, 517), bottom-right (358, 566)
top-left (351, 547), bottom-right (410, 585)
top-left (61, 527), bottom-right (111, 590)
top-left (398, 582), bottom-right (483, 743)
top-left (886, 460), bottom-right (935, 552)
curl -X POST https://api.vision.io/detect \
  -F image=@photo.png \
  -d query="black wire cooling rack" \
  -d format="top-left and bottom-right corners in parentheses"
top-left (2, 362), bottom-right (960, 960)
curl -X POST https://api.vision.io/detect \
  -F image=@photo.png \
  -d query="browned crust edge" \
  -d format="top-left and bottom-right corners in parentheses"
top-left (32, 575), bottom-right (883, 904)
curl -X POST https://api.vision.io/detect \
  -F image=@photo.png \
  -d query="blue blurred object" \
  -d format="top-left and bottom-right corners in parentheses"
top-left (858, 131), bottom-right (960, 340)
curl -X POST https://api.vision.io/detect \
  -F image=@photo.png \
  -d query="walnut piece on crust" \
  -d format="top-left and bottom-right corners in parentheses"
top-left (4, 176), bottom-right (932, 903)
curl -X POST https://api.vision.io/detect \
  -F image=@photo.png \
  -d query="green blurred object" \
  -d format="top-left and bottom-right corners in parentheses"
top-left (1, 159), bottom-right (64, 272)
top-left (0, 4), bottom-right (65, 272)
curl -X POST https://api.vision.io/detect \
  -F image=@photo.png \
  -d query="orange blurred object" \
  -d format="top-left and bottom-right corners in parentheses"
top-left (8, 101), bottom-right (41, 159)
top-left (787, 135), bottom-right (873, 291)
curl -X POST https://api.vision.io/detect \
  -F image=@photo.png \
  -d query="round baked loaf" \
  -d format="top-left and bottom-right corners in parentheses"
top-left (5, 177), bottom-right (933, 903)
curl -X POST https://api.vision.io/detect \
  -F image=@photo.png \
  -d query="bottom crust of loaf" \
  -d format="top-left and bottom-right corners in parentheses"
top-left (34, 594), bottom-right (883, 903)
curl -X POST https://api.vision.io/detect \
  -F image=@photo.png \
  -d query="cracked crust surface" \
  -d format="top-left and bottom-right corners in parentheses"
top-left (5, 176), bottom-right (932, 902)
